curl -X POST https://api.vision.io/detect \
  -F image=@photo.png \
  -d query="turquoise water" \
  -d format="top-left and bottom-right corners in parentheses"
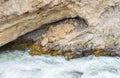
top-left (0, 50), bottom-right (120, 78)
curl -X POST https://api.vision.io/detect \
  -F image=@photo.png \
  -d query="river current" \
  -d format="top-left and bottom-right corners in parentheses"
top-left (0, 50), bottom-right (120, 78)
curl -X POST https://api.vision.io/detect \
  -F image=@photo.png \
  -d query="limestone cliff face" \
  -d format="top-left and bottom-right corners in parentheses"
top-left (0, 0), bottom-right (120, 55)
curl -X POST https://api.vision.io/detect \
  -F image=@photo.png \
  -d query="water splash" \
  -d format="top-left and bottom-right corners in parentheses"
top-left (0, 50), bottom-right (120, 78)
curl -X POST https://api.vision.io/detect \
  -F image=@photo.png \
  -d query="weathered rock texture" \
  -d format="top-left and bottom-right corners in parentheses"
top-left (0, 0), bottom-right (77, 46)
top-left (0, 0), bottom-right (120, 55)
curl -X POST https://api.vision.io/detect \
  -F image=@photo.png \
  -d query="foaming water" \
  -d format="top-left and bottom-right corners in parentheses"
top-left (0, 50), bottom-right (120, 78)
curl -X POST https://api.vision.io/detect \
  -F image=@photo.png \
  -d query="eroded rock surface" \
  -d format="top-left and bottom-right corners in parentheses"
top-left (0, 0), bottom-right (120, 56)
top-left (34, 4), bottom-right (120, 56)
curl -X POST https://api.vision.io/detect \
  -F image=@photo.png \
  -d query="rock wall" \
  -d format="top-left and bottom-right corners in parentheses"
top-left (0, 0), bottom-right (120, 55)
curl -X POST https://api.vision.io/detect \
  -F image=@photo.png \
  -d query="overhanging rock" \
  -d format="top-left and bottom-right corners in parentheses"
top-left (0, 0), bottom-right (120, 47)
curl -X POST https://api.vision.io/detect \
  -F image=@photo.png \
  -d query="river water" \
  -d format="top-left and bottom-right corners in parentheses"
top-left (0, 50), bottom-right (120, 78)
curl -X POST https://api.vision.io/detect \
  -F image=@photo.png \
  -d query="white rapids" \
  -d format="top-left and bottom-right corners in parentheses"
top-left (0, 50), bottom-right (120, 78)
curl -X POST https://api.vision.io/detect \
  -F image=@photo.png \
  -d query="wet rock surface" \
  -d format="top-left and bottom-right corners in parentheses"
top-left (0, 36), bottom-right (119, 60)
